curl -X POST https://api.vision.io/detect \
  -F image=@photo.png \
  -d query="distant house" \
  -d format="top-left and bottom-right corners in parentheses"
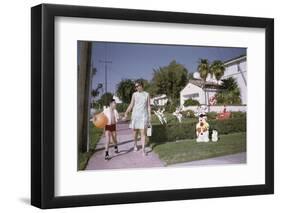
top-left (180, 55), bottom-right (247, 106)
top-left (222, 55), bottom-right (247, 105)
top-left (150, 94), bottom-right (168, 106)
top-left (180, 80), bottom-right (222, 106)
top-left (113, 95), bottom-right (123, 104)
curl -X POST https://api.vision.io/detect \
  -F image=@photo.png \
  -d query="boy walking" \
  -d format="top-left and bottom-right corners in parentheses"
top-left (103, 99), bottom-right (119, 160)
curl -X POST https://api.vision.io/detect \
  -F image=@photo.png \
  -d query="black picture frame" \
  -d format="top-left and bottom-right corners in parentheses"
top-left (31, 3), bottom-right (274, 209)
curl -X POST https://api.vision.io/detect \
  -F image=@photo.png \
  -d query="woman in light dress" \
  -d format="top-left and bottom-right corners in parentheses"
top-left (124, 80), bottom-right (151, 155)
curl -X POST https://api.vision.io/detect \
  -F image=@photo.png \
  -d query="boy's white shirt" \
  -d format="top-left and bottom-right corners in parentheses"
top-left (103, 107), bottom-right (119, 125)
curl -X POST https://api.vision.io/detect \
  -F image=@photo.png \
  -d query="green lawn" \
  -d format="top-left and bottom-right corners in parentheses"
top-left (151, 132), bottom-right (246, 165)
top-left (78, 122), bottom-right (103, 170)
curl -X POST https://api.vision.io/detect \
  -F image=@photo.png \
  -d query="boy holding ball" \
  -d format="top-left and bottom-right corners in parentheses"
top-left (102, 99), bottom-right (120, 160)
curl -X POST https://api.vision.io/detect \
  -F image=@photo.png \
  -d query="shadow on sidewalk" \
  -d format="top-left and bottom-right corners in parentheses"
top-left (94, 139), bottom-right (135, 152)
top-left (108, 147), bottom-right (135, 160)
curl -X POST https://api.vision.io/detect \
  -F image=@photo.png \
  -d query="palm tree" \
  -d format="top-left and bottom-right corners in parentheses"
top-left (221, 77), bottom-right (237, 90)
top-left (210, 60), bottom-right (225, 83)
top-left (216, 77), bottom-right (241, 104)
top-left (91, 83), bottom-right (103, 98)
top-left (197, 59), bottom-right (210, 105)
top-left (91, 83), bottom-right (103, 109)
top-left (197, 59), bottom-right (210, 81)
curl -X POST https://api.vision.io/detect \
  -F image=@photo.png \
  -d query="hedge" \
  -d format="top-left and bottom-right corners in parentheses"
top-left (182, 110), bottom-right (196, 118)
top-left (150, 117), bottom-right (246, 144)
top-left (206, 112), bottom-right (217, 119)
top-left (230, 111), bottom-right (246, 119)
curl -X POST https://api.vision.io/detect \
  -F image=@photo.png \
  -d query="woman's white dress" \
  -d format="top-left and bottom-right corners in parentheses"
top-left (129, 91), bottom-right (149, 129)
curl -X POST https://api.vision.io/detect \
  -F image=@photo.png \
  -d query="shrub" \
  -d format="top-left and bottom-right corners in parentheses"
top-left (151, 122), bottom-right (197, 143)
top-left (182, 110), bottom-right (195, 118)
top-left (151, 114), bottom-right (161, 124)
top-left (206, 112), bottom-right (217, 120)
top-left (150, 117), bottom-right (246, 144)
top-left (183, 98), bottom-right (200, 107)
top-left (150, 104), bottom-right (158, 112)
top-left (165, 101), bottom-right (177, 113)
top-left (208, 118), bottom-right (246, 134)
top-left (116, 103), bottom-right (129, 113)
top-left (231, 111), bottom-right (246, 119)
top-left (98, 92), bottom-right (113, 107)
top-left (92, 102), bottom-right (101, 110)
top-left (151, 112), bottom-right (178, 124)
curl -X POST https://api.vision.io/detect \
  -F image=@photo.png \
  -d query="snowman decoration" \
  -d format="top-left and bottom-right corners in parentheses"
top-left (154, 107), bottom-right (167, 125)
top-left (173, 106), bottom-right (183, 123)
top-left (196, 114), bottom-right (210, 142)
top-left (195, 105), bottom-right (208, 117)
top-left (211, 130), bottom-right (218, 142)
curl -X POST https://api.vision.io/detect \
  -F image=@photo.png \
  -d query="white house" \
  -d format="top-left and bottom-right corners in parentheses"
top-left (222, 55), bottom-right (247, 104)
top-left (180, 55), bottom-right (247, 106)
top-left (150, 94), bottom-right (168, 106)
top-left (180, 80), bottom-right (221, 106)
top-left (113, 95), bottom-right (122, 104)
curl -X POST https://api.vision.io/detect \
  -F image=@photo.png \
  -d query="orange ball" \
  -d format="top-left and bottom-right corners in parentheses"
top-left (92, 113), bottom-right (108, 128)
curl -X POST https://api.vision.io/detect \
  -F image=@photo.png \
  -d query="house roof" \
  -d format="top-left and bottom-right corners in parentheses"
top-left (189, 80), bottom-right (205, 87)
top-left (224, 54), bottom-right (246, 66)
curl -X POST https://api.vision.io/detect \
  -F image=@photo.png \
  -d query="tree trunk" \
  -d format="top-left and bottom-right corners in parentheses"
top-left (78, 42), bottom-right (92, 153)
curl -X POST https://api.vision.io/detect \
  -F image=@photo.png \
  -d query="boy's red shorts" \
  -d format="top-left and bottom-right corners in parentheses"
top-left (105, 124), bottom-right (116, 132)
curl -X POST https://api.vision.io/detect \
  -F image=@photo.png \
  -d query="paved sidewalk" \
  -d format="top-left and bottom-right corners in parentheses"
top-left (168, 152), bottom-right (246, 167)
top-left (85, 122), bottom-right (164, 170)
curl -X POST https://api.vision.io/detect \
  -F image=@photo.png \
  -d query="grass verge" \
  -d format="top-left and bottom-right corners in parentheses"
top-left (78, 122), bottom-right (103, 170)
top-left (152, 132), bottom-right (246, 165)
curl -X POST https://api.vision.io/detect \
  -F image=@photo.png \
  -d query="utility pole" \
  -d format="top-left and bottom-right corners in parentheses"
top-left (99, 59), bottom-right (112, 93)
top-left (99, 43), bottom-right (112, 94)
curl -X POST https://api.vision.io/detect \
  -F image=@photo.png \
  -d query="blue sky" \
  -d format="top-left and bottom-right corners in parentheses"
top-left (89, 41), bottom-right (246, 94)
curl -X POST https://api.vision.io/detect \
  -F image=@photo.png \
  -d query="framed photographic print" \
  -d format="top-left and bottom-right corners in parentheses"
top-left (31, 3), bottom-right (274, 209)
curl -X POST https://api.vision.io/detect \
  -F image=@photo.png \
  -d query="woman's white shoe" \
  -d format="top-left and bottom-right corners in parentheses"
top-left (133, 145), bottom-right (138, 152)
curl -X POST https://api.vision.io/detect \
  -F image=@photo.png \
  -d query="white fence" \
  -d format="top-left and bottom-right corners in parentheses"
top-left (183, 105), bottom-right (247, 113)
